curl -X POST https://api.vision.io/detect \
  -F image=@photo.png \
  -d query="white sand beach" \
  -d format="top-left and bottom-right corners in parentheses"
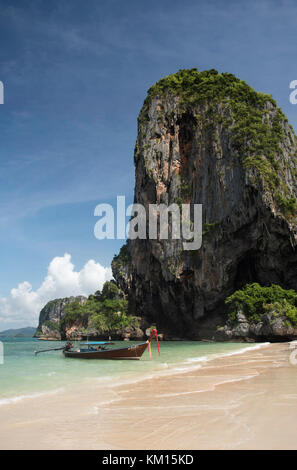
top-left (0, 342), bottom-right (297, 450)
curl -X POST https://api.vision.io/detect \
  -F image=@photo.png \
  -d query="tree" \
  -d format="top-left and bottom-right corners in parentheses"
top-left (226, 283), bottom-right (297, 324)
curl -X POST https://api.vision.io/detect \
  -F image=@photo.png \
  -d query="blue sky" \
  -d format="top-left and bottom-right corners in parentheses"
top-left (0, 0), bottom-right (297, 328)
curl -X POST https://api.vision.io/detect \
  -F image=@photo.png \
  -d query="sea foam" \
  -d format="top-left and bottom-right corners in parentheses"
top-left (0, 388), bottom-right (64, 407)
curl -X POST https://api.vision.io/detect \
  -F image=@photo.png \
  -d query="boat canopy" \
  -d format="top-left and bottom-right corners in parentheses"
top-left (80, 341), bottom-right (110, 345)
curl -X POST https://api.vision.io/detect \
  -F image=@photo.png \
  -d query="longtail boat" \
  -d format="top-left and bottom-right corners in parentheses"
top-left (35, 329), bottom-right (160, 360)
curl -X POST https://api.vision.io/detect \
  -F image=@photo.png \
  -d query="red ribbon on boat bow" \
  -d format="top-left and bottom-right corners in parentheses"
top-left (148, 329), bottom-right (160, 357)
top-left (154, 329), bottom-right (160, 357)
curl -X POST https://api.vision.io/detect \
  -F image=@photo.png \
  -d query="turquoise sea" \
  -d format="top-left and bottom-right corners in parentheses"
top-left (0, 337), bottom-right (266, 404)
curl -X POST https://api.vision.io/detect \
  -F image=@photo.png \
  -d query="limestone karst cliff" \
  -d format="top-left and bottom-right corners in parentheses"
top-left (112, 69), bottom-right (297, 340)
top-left (34, 282), bottom-right (149, 341)
top-left (34, 296), bottom-right (87, 340)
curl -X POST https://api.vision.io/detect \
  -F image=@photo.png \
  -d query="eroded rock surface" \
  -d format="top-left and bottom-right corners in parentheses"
top-left (112, 69), bottom-right (297, 339)
top-left (34, 296), bottom-right (87, 340)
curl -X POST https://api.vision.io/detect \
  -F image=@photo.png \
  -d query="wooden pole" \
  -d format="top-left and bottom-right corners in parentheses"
top-left (34, 346), bottom-right (65, 355)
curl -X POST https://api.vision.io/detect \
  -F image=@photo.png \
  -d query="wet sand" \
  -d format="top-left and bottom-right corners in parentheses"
top-left (0, 342), bottom-right (297, 450)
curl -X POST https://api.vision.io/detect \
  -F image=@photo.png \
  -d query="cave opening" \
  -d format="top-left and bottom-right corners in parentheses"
top-left (234, 252), bottom-right (258, 290)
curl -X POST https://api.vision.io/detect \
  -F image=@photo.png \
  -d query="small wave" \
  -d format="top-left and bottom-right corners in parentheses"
top-left (95, 396), bottom-right (123, 407)
top-left (106, 343), bottom-right (271, 386)
top-left (186, 355), bottom-right (209, 364)
top-left (186, 342), bottom-right (270, 365)
top-left (0, 388), bottom-right (64, 407)
top-left (154, 372), bottom-right (259, 398)
top-left (173, 365), bottom-right (202, 372)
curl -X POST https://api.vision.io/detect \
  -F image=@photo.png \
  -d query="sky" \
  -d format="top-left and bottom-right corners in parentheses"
top-left (0, 0), bottom-right (297, 329)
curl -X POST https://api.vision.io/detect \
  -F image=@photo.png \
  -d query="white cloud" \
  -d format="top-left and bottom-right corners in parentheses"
top-left (0, 253), bottom-right (112, 327)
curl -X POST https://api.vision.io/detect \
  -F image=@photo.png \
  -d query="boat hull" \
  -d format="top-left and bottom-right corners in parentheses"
top-left (63, 342), bottom-right (148, 359)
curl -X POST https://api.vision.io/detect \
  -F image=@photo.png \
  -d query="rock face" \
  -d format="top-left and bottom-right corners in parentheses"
top-left (112, 69), bottom-right (297, 340)
top-left (34, 293), bottom-right (149, 341)
top-left (34, 296), bottom-right (87, 340)
top-left (218, 309), bottom-right (297, 342)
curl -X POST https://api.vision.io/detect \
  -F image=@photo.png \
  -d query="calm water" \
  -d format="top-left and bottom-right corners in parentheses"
top-left (0, 337), bottom-right (259, 402)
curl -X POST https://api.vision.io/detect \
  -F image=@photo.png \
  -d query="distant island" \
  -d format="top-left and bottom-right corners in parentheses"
top-left (0, 327), bottom-right (36, 338)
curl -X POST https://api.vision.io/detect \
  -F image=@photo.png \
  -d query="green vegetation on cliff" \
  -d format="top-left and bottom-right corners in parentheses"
top-left (140, 69), bottom-right (297, 220)
top-left (226, 283), bottom-right (297, 326)
top-left (112, 242), bottom-right (131, 274)
top-left (275, 193), bottom-right (297, 218)
top-left (62, 281), bottom-right (138, 334)
top-left (45, 320), bottom-right (61, 332)
top-left (142, 68), bottom-right (276, 110)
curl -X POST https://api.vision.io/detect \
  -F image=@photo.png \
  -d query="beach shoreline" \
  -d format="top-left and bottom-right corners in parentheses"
top-left (0, 342), bottom-right (296, 450)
